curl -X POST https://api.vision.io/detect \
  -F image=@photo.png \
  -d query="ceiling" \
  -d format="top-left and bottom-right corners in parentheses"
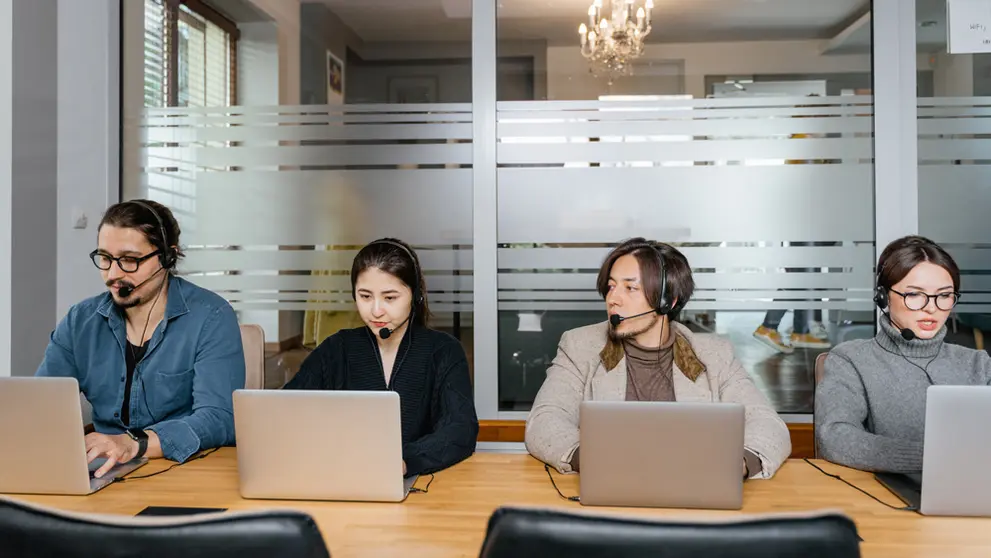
top-left (307, 0), bottom-right (872, 45)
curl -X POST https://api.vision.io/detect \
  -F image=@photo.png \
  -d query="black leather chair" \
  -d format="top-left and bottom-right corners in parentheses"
top-left (478, 507), bottom-right (860, 558)
top-left (0, 495), bottom-right (330, 558)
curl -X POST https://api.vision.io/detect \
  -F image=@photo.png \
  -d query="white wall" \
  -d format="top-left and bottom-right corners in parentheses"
top-left (547, 40), bottom-right (875, 99)
top-left (57, 0), bottom-right (119, 321)
top-left (0, 1), bottom-right (13, 377)
top-left (4, 0), bottom-right (59, 376)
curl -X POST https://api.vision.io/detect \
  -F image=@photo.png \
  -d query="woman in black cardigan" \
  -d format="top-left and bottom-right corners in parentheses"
top-left (285, 238), bottom-right (478, 475)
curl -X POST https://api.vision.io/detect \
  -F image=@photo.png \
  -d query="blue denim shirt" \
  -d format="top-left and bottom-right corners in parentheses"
top-left (36, 276), bottom-right (244, 462)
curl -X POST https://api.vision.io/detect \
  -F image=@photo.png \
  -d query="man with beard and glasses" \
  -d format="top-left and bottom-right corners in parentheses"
top-left (36, 200), bottom-right (243, 477)
top-left (525, 238), bottom-right (790, 479)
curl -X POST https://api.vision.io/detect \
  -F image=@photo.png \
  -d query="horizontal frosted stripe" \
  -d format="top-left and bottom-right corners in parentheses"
top-left (499, 96), bottom-right (873, 111)
top-left (188, 274), bottom-right (474, 291)
top-left (142, 112), bottom-right (471, 127)
top-left (498, 166), bottom-right (874, 242)
top-left (497, 107), bottom-right (874, 122)
top-left (498, 301), bottom-right (873, 311)
top-left (182, 249), bottom-right (473, 273)
top-left (146, 144), bottom-right (472, 167)
top-left (497, 290), bottom-right (863, 302)
top-left (917, 107), bottom-right (991, 118)
top-left (919, 139), bottom-right (991, 160)
top-left (497, 138), bottom-right (871, 164)
top-left (499, 246), bottom-right (874, 270)
top-left (919, 167), bottom-right (991, 243)
top-left (146, 102), bottom-right (473, 115)
top-left (189, 170), bottom-right (471, 245)
top-left (499, 118), bottom-right (871, 139)
top-left (917, 119), bottom-right (991, 135)
top-left (942, 248), bottom-right (991, 271)
top-left (229, 302), bottom-right (471, 312)
top-left (146, 123), bottom-right (474, 143)
top-left (225, 291), bottom-right (472, 303)
top-left (498, 271), bottom-right (873, 290)
top-left (957, 306), bottom-right (991, 313)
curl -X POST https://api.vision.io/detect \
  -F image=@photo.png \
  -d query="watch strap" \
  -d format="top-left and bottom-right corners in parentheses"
top-left (126, 428), bottom-right (149, 460)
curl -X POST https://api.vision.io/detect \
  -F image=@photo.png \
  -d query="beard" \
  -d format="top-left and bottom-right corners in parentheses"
top-left (608, 312), bottom-right (660, 342)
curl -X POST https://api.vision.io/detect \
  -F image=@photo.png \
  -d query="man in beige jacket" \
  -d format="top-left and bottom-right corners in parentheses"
top-left (525, 238), bottom-right (791, 479)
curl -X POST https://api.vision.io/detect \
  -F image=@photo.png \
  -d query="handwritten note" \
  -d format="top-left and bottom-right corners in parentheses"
top-left (948, 0), bottom-right (991, 53)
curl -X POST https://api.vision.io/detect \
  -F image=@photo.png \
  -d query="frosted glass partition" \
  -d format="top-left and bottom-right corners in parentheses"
top-left (918, 98), bottom-right (991, 314)
top-left (138, 103), bottom-right (473, 314)
top-left (496, 96), bottom-right (876, 313)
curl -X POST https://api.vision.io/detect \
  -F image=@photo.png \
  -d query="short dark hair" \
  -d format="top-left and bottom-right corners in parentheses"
top-left (350, 238), bottom-right (430, 326)
top-left (877, 235), bottom-right (960, 292)
top-left (98, 199), bottom-right (184, 269)
top-left (596, 238), bottom-right (695, 319)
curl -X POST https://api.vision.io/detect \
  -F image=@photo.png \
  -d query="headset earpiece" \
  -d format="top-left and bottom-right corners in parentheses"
top-left (873, 285), bottom-right (889, 310)
top-left (653, 243), bottom-right (672, 315)
top-left (130, 200), bottom-right (174, 271)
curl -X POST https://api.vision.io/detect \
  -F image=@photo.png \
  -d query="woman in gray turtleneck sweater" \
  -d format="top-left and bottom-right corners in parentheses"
top-left (816, 236), bottom-right (991, 473)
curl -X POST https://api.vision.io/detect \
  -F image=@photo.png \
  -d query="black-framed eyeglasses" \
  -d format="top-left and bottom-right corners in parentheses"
top-left (889, 288), bottom-right (960, 311)
top-left (89, 250), bottom-right (160, 273)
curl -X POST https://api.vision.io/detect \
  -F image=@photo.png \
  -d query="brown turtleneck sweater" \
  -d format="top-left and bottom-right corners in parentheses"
top-left (624, 335), bottom-right (676, 402)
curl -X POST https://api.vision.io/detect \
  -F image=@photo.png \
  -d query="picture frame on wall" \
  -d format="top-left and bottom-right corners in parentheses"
top-left (388, 76), bottom-right (439, 104)
top-left (327, 50), bottom-right (344, 102)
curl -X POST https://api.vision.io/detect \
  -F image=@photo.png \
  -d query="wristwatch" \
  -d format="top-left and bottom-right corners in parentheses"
top-left (125, 428), bottom-right (149, 460)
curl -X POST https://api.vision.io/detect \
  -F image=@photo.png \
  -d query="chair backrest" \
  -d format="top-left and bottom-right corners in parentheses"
top-left (241, 324), bottom-right (265, 390)
top-left (478, 507), bottom-right (860, 558)
top-left (813, 351), bottom-right (829, 458)
top-left (814, 352), bottom-right (828, 386)
top-left (0, 495), bottom-right (330, 558)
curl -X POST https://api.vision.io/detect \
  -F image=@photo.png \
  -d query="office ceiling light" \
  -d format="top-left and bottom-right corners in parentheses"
top-left (579, 0), bottom-right (653, 84)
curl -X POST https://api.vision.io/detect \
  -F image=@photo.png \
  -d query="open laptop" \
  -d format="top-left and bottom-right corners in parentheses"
top-left (876, 385), bottom-right (991, 516)
top-left (233, 390), bottom-right (417, 502)
top-left (578, 400), bottom-right (745, 510)
top-left (0, 377), bottom-right (147, 495)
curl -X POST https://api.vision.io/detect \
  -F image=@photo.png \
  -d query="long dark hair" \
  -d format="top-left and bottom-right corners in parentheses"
top-left (878, 235), bottom-right (960, 292)
top-left (350, 238), bottom-right (430, 326)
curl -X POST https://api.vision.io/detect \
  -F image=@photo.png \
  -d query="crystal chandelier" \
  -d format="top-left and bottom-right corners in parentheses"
top-left (579, 0), bottom-right (653, 84)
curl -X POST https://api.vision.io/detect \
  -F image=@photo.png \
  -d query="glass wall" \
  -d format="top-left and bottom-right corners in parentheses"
top-left (916, 0), bottom-right (991, 350)
top-left (122, 0), bottom-right (473, 387)
top-left (495, 0), bottom-right (876, 413)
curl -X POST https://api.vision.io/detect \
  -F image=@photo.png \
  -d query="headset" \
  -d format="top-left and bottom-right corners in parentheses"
top-left (651, 242), bottom-right (673, 316)
top-left (129, 200), bottom-right (177, 271)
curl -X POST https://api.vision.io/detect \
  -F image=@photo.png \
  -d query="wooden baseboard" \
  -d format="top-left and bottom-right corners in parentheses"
top-left (265, 334), bottom-right (303, 353)
top-left (479, 420), bottom-right (815, 459)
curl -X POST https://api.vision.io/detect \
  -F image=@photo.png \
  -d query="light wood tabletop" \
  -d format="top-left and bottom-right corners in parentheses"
top-left (7, 449), bottom-right (991, 558)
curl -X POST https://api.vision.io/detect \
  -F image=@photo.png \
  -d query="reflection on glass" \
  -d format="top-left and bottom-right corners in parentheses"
top-left (496, 0), bottom-right (876, 413)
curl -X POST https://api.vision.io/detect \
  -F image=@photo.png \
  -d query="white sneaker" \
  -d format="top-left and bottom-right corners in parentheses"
top-left (810, 321), bottom-right (829, 340)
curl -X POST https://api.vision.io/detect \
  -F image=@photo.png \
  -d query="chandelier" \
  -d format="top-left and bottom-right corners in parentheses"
top-left (579, 0), bottom-right (653, 84)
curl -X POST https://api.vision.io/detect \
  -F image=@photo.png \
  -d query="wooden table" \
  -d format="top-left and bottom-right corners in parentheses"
top-left (8, 449), bottom-right (991, 557)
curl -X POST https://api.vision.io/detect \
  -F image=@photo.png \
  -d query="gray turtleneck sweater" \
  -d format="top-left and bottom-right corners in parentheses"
top-left (815, 318), bottom-right (991, 473)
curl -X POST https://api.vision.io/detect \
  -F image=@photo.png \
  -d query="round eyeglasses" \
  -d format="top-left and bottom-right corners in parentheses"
top-left (89, 250), bottom-right (160, 273)
top-left (889, 288), bottom-right (960, 311)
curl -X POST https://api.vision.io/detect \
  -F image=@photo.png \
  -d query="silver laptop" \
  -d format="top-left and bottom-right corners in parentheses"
top-left (0, 377), bottom-right (147, 495)
top-left (914, 385), bottom-right (991, 516)
top-left (579, 400), bottom-right (745, 509)
top-left (233, 389), bottom-right (417, 502)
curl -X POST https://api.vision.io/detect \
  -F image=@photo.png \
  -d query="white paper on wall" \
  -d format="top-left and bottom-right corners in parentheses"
top-left (947, 0), bottom-right (991, 54)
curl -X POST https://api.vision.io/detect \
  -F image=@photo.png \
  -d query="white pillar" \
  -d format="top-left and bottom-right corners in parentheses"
top-left (0, 0), bottom-right (59, 377)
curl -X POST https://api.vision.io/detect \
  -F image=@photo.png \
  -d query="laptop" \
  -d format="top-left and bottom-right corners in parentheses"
top-left (0, 377), bottom-right (147, 495)
top-left (233, 389), bottom-right (418, 502)
top-left (578, 400), bottom-right (746, 510)
top-left (876, 385), bottom-right (991, 516)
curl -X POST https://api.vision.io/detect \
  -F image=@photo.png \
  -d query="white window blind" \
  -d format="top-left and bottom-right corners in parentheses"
top-left (143, 0), bottom-right (235, 108)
